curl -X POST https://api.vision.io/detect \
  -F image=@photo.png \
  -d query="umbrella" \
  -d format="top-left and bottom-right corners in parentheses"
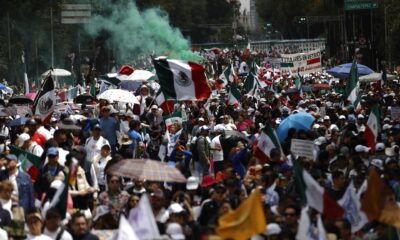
top-left (8, 95), bottom-right (33, 105)
top-left (75, 93), bottom-right (96, 104)
top-left (277, 112), bottom-right (315, 142)
top-left (107, 159), bottom-right (186, 183)
top-left (97, 89), bottom-right (139, 104)
top-left (359, 72), bottom-right (397, 82)
top-left (327, 63), bottom-right (374, 79)
top-left (7, 117), bottom-right (28, 127)
top-left (223, 130), bottom-right (250, 143)
top-left (41, 68), bottom-right (72, 77)
top-left (3, 105), bottom-right (32, 116)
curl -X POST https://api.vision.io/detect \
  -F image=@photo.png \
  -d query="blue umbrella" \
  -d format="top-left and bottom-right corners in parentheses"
top-left (7, 117), bottom-right (28, 127)
top-left (277, 112), bottom-right (315, 142)
top-left (327, 63), bottom-right (374, 79)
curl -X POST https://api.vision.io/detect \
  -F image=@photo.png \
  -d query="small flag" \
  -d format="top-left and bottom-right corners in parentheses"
top-left (155, 91), bottom-right (175, 115)
top-left (10, 145), bottom-right (41, 182)
top-left (254, 124), bottom-right (282, 164)
top-left (227, 83), bottom-right (241, 106)
top-left (22, 51), bottom-right (30, 94)
top-left (32, 74), bottom-right (56, 124)
top-left (364, 105), bottom-right (380, 152)
top-left (164, 112), bottom-right (183, 133)
top-left (293, 160), bottom-right (344, 220)
top-left (116, 215), bottom-right (139, 240)
top-left (296, 207), bottom-right (327, 240)
top-left (345, 61), bottom-right (361, 109)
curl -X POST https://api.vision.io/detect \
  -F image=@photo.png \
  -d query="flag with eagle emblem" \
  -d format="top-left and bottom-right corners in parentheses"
top-left (153, 58), bottom-right (211, 101)
top-left (254, 124), bottom-right (282, 164)
top-left (32, 74), bottom-right (56, 124)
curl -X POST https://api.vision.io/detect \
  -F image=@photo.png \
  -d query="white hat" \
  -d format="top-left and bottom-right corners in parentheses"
top-left (314, 136), bottom-right (327, 146)
top-left (323, 116), bottom-right (330, 120)
top-left (370, 159), bottom-right (384, 170)
top-left (375, 143), bottom-right (385, 152)
top-left (313, 124), bottom-right (320, 129)
top-left (200, 126), bottom-right (210, 132)
top-left (198, 117), bottom-right (205, 122)
top-left (266, 223), bottom-right (282, 236)
top-left (357, 114), bottom-right (365, 119)
top-left (339, 115), bottom-right (346, 120)
top-left (355, 145), bottom-right (371, 153)
top-left (186, 176), bottom-right (199, 190)
top-left (168, 203), bottom-right (184, 214)
top-left (17, 133), bottom-right (31, 147)
top-left (166, 223), bottom-right (185, 240)
top-left (383, 124), bottom-right (392, 131)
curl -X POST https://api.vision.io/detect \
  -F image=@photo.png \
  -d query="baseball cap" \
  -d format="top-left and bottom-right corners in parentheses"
top-left (5, 154), bottom-right (18, 161)
top-left (339, 115), bottom-right (346, 120)
top-left (47, 147), bottom-right (59, 156)
top-left (186, 176), bottom-right (199, 190)
top-left (17, 133), bottom-right (31, 147)
top-left (198, 117), bottom-right (205, 122)
top-left (370, 159), bottom-right (384, 170)
top-left (375, 143), bottom-right (385, 152)
top-left (168, 203), bottom-right (185, 214)
top-left (314, 136), bottom-right (327, 146)
top-left (323, 116), bottom-right (330, 121)
top-left (357, 114), bottom-right (365, 119)
top-left (200, 126), bottom-right (210, 132)
top-left (355, 145), bottom-right (371, 153)
top-left (93, 124), bottom-right (102, 130)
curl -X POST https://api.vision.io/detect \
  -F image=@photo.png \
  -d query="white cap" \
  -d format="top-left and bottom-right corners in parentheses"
top-left (383, 124), bottom-right (392, 131)
top-left (313, 124), bottom-right (320, 129)
top-left (265, 223), bottom-right (281, 236)
top-left (323, 116), bottom-right (330, 120)
top-left (168, 203), bottom-right (184, 214)
top-left (357, 114), bottom-right (365, 119)
top-left (355, 145), bottom-right (371, 153)
top-left (17, 133), bottom-right (31, 147)
top-left (375, 143), bottom-right (385, 152)
top-left (370, 159), bottom-right (384, 170)
top-left (186, 176), bottom-right (199, 190)
top-left (314, 136), bottom-right (327, 146)
top-left (339, 115), bottom-right (346, 120)
top-left (198, 117), bottom-right (205, 122)
top-left (166, 223), bottom-right (185, 240)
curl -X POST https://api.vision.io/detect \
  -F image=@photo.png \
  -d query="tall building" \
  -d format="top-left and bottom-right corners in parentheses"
top-left (249, 0), bottom-right (258, 33)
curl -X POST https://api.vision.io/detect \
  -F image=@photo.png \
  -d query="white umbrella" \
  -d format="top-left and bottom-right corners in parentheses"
top-left (42, 68), bottom-right (72, 77)
top-left (105, 70), bottom-right (155, 82)
top-left (359, 72), bottom-right (396, 82)
top-left (97, 89), bottom-right (139, 104)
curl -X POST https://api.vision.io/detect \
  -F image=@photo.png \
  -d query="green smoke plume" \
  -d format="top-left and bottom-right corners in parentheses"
top-left (85, 1), bottom-right (202, 62)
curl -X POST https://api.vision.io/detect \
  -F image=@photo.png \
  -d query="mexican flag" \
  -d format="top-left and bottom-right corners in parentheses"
top-left (219, 64), bottom-right (237, 87)
top-left (32, 74), bottom-right (56, 124)
top-left (155, 91), bottom-right (175, 115)
top-left (227, 83), bottom-right (241, 106)
top-left (294, 160), bottom-right (344, 220)
top-left (345, 61), bottom-right (361, 108)
top-left (254, 124), bottom-right (282, 164)
top-left (296, 207), bottom-right (327, 240)
top-left (164, 112), bottom-right (182, 133)
top-left (364, 105), bottom-right (380, 152)
top-left (9, 145), bottom-right (41, 182)
top-left (295, 74), bottom-right (304, 99)
top-left (153, 58), bottom-right (211, 101)
top-left (244, 73), bottom-right (259, 95)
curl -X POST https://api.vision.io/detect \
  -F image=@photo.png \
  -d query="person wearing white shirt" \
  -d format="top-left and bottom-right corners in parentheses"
top-left (210, 125), bottom-right (225, 173)
top-left (18, 133), bottom-right (44, 158)
top-left (43, 208), bottom-right (73, 240)
top-left (92, 145), bottom-right (112, 191)
top-left (84, 124), bottom-right (110, 162)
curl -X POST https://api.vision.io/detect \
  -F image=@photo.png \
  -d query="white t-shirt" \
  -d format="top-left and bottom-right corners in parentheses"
top-left (28, 143), bottom-right (44, 158)
top-left (84, 136), bottom-right (110, 162)
top-left (210, 135), bottom-right (223, 162)
top-left (43, 228), bottom-right (73, 240)
top-left (26, 234), bottom-right (52, 240)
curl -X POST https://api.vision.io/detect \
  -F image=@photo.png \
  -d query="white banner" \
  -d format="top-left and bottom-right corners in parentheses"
top-left (290, 139), bottom-right (315, 159)
top-left (280, 49), bottom-right (322, 75)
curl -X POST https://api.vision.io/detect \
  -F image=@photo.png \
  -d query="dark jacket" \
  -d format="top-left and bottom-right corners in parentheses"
top-left (0, 204), bottom-right (11, 227)
top-left (72, 231), bottom-right (99, 240)
top-left (0, 170), bottom-right (35, 212)
top-left (34, 164), bottom-right (66, 199)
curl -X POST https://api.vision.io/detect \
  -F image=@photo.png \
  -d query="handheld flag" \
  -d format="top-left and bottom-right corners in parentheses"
top-left (345, 61), bottom-right (361, 109)
top-left (364, 105), bottom-right (380, 152)
top-left (32, 74), bottom-right (56, 124)
top-left (153, 58), bottom-right (211, 101)
top-left (217, 188), bottom-right (266, 240)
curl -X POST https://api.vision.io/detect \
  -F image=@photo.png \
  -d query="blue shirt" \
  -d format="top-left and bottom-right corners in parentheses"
top-left (99, 117), bottom-right (119, 145)
top-left (128, 129), bottom-right (142, 156)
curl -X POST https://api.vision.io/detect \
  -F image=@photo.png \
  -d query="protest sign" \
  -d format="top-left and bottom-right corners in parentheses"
top-left (391, 106), bottom-right (400, 120)
top-left (290, 139), bottom-right (315, 159)
top-left (280, 49), bottom-right (322, 75)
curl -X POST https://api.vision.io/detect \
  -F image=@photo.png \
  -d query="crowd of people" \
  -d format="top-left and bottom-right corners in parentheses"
top-left (0, 47), bottom-right (398, 240)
